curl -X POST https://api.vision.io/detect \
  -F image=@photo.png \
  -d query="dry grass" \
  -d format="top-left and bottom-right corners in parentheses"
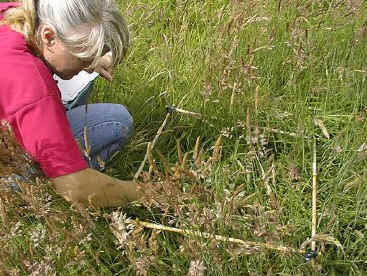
top-left (1, 0), bottom-right (367, 274)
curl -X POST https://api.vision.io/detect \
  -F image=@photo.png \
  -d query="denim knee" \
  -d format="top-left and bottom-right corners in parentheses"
top-left (112, 104), bottom-right (134, 136)
top-left (67, 103), bottom-right (134, 170)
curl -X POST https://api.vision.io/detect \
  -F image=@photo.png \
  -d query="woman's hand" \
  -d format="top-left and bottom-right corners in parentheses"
top-left (87, 52), bottom-right (114, 82)
top-left (51, 168), bottom-right (139, 208)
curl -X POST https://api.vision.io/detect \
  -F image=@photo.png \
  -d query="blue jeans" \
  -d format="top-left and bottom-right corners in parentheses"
top-left (2, 82), bottom-right (133, 192)
top-left (65, 84), bottom-right (134, 171)
top-left (3, 105), bottom-right (133, 192)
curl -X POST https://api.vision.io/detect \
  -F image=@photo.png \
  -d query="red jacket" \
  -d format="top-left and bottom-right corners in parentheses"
top-left (0, 2), bottom-right (88, 177)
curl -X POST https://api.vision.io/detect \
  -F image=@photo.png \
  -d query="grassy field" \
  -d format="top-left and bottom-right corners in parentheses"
top-left (1, 0), bottom-right (367, 274)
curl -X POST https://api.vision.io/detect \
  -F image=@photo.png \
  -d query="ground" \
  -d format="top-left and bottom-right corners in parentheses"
top-left (0, 0), bottom-right (367, 274)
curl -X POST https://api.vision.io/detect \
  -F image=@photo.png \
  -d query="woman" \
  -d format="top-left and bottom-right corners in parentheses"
top-left (0, 0), bottom-right (139, 207)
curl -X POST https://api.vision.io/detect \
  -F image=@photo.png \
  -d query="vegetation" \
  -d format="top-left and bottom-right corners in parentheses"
top-left (1, 0), bottom-right (367, 274)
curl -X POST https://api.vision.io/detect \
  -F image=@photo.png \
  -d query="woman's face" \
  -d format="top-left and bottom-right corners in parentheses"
top-left (40, 25), bottom-right (92, 80)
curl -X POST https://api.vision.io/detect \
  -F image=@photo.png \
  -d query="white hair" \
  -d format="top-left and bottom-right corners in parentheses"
top-left (3, 0), bottom-right (129, 68)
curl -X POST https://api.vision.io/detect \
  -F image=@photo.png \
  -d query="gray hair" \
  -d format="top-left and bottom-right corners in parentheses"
top-left (3, 0), bottom-right (129, 68)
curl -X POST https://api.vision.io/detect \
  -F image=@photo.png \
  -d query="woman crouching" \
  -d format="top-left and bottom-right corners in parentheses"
top-left (0, 0), bottom-right (139, 207)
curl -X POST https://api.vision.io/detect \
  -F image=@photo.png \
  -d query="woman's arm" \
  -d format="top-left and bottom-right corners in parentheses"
top-left (51, 168), bottom-right (139, 208)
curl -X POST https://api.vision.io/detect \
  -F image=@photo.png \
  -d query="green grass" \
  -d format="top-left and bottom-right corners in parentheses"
top-left (2, 0), bottom-right (367, 274)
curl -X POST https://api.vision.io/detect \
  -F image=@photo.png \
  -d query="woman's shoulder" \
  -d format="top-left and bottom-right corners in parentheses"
top-left (0, 24), bottom-right (57, 91)
top-left (0, 29), bottom-right (60, 116)
top-left (0, 2), bottom-right (21, 20)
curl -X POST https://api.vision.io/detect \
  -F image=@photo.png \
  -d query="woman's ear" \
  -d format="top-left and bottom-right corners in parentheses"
top-left (40, 25), bottom-right (57, 51)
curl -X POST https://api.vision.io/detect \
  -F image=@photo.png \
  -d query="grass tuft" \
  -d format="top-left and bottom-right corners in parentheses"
top-left (2, 0), bottom-right (367, 274)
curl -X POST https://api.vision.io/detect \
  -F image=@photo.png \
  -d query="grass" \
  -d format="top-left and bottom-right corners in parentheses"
top-left (1, 0), bottom-right (367, 274)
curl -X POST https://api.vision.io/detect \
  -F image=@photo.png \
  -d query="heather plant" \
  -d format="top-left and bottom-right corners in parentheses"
top-left (1, 0), bottom-right (367, 274)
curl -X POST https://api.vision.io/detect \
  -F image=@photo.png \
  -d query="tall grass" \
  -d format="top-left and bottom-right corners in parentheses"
top-left (1, 0), bottom-right (367, 274)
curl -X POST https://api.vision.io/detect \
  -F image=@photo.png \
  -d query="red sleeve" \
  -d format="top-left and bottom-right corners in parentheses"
top-left (13, 96), bottom-right (88, 178)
